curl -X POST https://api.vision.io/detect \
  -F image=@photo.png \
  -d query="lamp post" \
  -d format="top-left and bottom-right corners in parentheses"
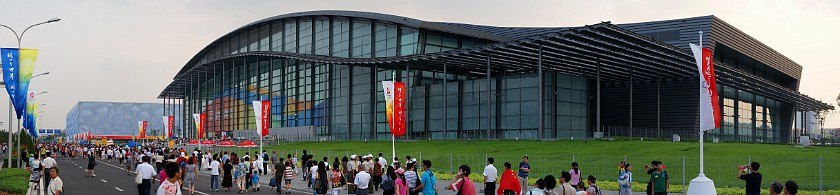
top-left (1, 18), bottom-right (60, 168)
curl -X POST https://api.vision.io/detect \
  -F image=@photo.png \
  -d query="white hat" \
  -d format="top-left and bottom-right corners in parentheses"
top-left (350, 154), bottom-right (357, 159)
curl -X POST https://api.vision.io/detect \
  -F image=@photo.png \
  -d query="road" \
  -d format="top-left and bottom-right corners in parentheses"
top-left (42, 157), bottom-right (314, 195)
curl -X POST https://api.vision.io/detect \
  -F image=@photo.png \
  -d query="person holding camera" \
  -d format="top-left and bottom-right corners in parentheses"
top-left (737, 162), bottom-right (762, 195)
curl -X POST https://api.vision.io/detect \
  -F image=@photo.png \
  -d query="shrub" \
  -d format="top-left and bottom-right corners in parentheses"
top-left (0, 168), bottom-right (30, 194)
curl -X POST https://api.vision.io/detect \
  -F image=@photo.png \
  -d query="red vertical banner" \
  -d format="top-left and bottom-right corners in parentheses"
top-left (141, 120), bottom-right (148, 139)
top-left (393, 82), bottom-right (406, 136)
top-left (199, 113), bottom-right (206, 139)
top-left (700, 48), bottom-right (721, 128)
top-left (261, 100), bottom-right (270, 136)
top-left (167, 116), bottom-right (174, 138)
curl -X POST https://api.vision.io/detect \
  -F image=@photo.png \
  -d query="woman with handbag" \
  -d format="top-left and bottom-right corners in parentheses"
top-left (381, 166), bottom-right (397, 195)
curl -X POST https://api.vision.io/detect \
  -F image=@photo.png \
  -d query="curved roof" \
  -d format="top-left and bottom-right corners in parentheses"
top-left (162, 10), bottom-right (833, 111)
top-left (177, 10), bottom-right (518, 76)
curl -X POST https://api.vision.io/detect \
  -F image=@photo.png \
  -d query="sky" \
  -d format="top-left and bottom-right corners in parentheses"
top-left (0, 0), bottom-right (838, 131)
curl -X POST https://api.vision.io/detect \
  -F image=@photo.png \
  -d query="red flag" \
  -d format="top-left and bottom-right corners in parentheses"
top-left (261, 100), bottom-right (270, 136)
top-left (700, 48), bottom-right (721, 128)
top-left (198, 113), bottom-right (206, 139)
top-left (167, 116), bottom-right (174, 138)
top-left (497, 169), bottom-right (521, 195)
top-left (141, 120), bottom-right (148, 139)
top-left (393, 82), bottom-right (406, 136)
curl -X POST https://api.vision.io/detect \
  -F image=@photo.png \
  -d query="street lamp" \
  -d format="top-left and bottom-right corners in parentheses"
top-left (1, 18), bottom-right (61, 168)
top-left (31, 72), bottom-right (50, 79)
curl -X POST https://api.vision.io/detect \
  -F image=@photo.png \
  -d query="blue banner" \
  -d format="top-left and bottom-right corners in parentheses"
top-left (0, 48), bottom-right (22, 118)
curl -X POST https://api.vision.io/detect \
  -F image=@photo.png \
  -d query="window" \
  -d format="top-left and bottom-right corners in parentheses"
top-left (352, 19), bottom-right (372, 58)
top-left (259, 25), bottom-right (270, 51)
top-left (284, 19), bottom-right (297, 53)
top-left (314, 17), bottom-right (330, 56)
top-left (298, 18), bottom-right (313, 54)
top-left (400, 27), bottom-right (419, 56)
top-left (271, 22), bottom-right (283, 52)
top-left (332, 18), bottom-right (350, 58)
top-left (374, 22), bottom-right (397, 57)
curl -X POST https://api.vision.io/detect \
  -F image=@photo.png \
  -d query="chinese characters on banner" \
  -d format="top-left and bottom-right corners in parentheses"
top-left (163, 116), bottom-right (175, 138)
top-left (252, 100), bottom-right (271, 137)
top-left (382, 81), bottom-right (406, 136)
top-left (261, 100), bottom-right (270, 136)
top-left (690, 43), bottom-right (721, 131)
top-left (193, 114), bottom-right (206, 139)
top-left (137, 121), bottom-right (148, 139)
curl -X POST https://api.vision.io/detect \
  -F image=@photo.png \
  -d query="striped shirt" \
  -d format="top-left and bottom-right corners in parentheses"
top-left (405, 170), bottom-right (419, 188)
top-left (284, 167), bottom-right (295, 179)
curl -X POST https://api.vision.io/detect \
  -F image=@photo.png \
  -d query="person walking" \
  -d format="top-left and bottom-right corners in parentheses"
top-left (184, 157), bottom-right (198, 195)
top-left (330, 161), bottom-right (344, 195)
top-left (496, 162), bottom-right (520, 195)
top-left (47, 167), bottom-right (63, 195)
top-left (222, 159), bottom-right (234, 192)
top-left (284, 161), bottom-right (295, 194)
top-left (483, 157), bottom-right (498, 195)
top-left (518, 156), bottom-right (530, 192)
top-left (263, 150), bottom-right (270, 175)
top-left (445, 165), bottom-right (475, 195)
top-left (404, 162), bottom-right (420, 195)
top-left (618, 164), bottom-right (632, 195)
top-left (316, 163), bottom-right (329, 195)
top-left (415, 160), bottom-right (436, 195)
top-left (86, 152), bottom-right (97, 177)
top-left (137, 156), bottom-right (158, 195)
top-left (29, 154), bottom-right (43, 193)
top-left (585, 176), bottom-right (601, 195)
top-left (236, 158), bottom-right (248, 194)
top-left (381, 166), bottom-right (396, 195)
top-left (395, 168), bottom-right (407, 195)
top-left (738, 162), bottom-right (762, 195)
top-left (42, 152), bottom-right (57, 191)
top-left (352, 164), bottom-right (371, 195)
top-left (557, 171), bottom-right (575, 195)
top-left (157, 162), bottom-right (182, 195)
top-left (210, 155), bottom-right (221, 192)
top-left (569, 162), bottom-right (581, 189)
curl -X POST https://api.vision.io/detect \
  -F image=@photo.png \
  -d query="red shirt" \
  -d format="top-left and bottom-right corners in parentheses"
top-left (450, 177), bottom-right (476, 195)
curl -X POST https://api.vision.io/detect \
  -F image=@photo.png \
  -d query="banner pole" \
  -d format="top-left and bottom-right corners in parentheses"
top-left (392, 71), bottom-right (397, 162)
top-left (699, 31), bottom-right (704, 176)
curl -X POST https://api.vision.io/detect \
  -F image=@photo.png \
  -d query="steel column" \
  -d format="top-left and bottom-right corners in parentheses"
top-left (629, 65), bottom-right (633, 136)
top-left (443, 61), bottom-right (448, 139)
top-left (596, 58), bottom-right (601, 133)
top-left (538, 44), bottom-right (544, 139)
top-left (486, 56), bottom-right (492, 139)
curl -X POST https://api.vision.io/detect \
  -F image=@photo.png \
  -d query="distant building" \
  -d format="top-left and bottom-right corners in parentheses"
top-left (65, 101), bottom-right (181, 137)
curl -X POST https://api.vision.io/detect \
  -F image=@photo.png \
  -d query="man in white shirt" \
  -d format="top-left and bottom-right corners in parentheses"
top-left (42, 153), bottom-right (57, 192)
top-left (377, 153), bottom-right (387, 169)
top-left (210, 157), bottom-right (221, 192)
top-left (135, 156), bottom-right (157, 195)
top-left (354, 164), bottom-right (371, 195)
top-left (483, 157), bottom-right (498, 195)
top-left (48, 167), bottom-right (63, 195)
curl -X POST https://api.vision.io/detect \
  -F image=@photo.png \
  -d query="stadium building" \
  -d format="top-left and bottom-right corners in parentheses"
top-left (158, 10), bottom-right (832, 143)
top-left (65, 101), bottom-right (181, 138)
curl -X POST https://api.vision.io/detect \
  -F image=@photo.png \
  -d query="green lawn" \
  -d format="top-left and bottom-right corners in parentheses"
top-left (218, 139), bottom-right (840, 193)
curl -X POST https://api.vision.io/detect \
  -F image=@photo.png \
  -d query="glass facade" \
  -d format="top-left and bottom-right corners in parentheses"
top-left (176, 16), bottom-right (591, 140)
top-left (168, 14), bottom-right (801, 143)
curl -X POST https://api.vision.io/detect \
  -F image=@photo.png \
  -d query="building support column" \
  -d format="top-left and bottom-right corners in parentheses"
top-left (629, 66), bottom-right (633, 137)
top-left (596, 58), bottom-right (601, 133)
top-left (443, 61), bottom-right (448, 140)
top-left (657, 72), bottom-right (661, 138)
top-left (538, 44), bottom-right (544, 139)
top-left (486, 55), bottom-right (492, 139)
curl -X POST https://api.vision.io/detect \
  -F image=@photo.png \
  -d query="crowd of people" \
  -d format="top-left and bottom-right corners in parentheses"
top-left (13, 141), bottom-right (807, 195)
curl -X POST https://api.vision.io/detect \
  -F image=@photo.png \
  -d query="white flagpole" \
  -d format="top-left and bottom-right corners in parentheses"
top-left (392, 71), bottom-right (396, 163)
top-left (687, 30), bottom-right (716, 195)
top-left (699, 31), bottom-right (704, 177)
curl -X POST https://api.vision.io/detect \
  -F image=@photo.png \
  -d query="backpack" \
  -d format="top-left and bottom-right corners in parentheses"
top-left (372, 163), bottom-right (383, 176)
